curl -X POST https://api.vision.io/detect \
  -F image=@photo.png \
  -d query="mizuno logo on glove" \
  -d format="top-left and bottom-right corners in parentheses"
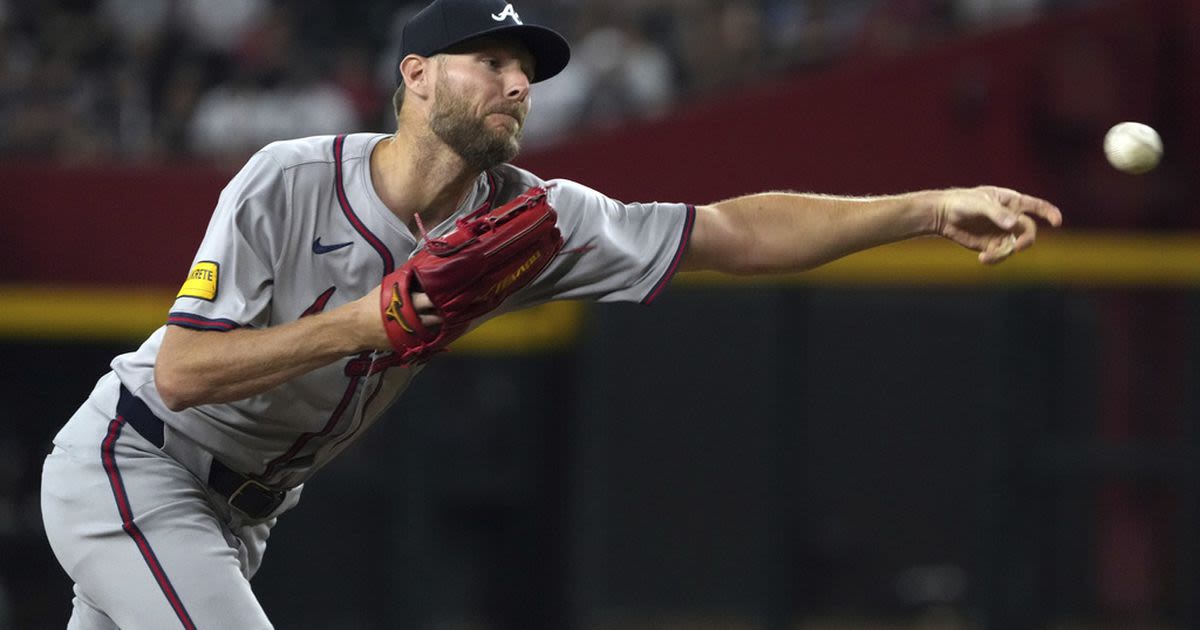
top-left (384, 283), bottom-right (415, 333)
top-left (481, 251), bottom-right (542, 301)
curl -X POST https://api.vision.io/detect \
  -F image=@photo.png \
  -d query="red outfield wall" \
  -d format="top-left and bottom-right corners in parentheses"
top-left (1, 0), bottom-right (1196, 287)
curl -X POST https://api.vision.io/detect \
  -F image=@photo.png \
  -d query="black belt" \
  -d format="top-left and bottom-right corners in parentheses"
top-left (116, 385), bottom-right (285, 520)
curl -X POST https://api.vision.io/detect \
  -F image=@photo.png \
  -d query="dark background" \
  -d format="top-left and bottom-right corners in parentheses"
top-left (5, 288), bottom-right (1197, 629)
top-left (3, 1), bottom-right (1200, 628)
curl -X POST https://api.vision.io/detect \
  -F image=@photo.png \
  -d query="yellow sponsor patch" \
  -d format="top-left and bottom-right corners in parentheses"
top-left (177, 261), bottom-right (219, 301)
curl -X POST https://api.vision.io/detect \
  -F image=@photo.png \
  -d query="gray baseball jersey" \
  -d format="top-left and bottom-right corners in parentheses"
top-left (112, 132), bottom-right (692, 489)
top-left (42, 132), bottom-right (693, 628)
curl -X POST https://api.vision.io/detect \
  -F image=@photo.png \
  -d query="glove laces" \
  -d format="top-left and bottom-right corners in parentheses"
top-left (413, 212), bottom-right (431, 242)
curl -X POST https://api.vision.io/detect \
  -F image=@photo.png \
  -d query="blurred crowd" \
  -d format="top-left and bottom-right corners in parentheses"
top-left (0, 0), bottom-right (1097, 164)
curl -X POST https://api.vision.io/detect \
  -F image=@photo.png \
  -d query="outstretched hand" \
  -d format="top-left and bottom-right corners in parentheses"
top-left (932, 186), bottom-right (1063, 264)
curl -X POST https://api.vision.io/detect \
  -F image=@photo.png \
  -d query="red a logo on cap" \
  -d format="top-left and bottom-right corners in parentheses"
top-left (491, 3), bottom-right (521, 23)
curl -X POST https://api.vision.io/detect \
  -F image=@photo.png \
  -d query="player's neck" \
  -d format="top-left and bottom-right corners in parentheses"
top-left (370, 133), bottom-right (480, 231)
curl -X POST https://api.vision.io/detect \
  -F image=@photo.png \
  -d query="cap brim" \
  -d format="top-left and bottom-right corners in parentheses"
top-left (447, 24), bottom-right (571, 83)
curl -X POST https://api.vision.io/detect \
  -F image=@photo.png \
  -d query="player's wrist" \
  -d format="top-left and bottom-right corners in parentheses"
top-left (912, 190), bottom-right (947, 237)
top-left (353, 291), bottom-right (392, 353)
top-left (310, 296), bottom-right (387, 355)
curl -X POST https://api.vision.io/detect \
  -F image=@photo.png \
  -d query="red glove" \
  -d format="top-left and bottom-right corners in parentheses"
top-left (380, 186), bottom-right (563, 365)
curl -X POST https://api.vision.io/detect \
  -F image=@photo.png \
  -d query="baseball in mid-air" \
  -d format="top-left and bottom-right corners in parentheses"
top-left (1103, 122), bottom-right (1163, 174)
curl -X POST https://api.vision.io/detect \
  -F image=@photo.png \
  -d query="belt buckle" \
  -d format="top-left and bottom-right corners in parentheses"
top-left (227, 478), bottom-right (282, 518)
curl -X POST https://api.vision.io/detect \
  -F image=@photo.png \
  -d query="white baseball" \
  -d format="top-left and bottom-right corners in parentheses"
top-left (1103, 122), bottom-right (1163, 174)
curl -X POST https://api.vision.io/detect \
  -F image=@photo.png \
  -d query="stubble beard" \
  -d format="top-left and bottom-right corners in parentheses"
top-left (430, 78), bottom-right (524, 171)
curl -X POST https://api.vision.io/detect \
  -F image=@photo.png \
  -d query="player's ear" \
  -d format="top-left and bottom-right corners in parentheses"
top-left (399, 55), bottom-right (433, 99)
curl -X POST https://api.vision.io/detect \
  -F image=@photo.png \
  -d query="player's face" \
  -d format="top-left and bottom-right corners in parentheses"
top-left (429, 38), bottom-right (535, 170)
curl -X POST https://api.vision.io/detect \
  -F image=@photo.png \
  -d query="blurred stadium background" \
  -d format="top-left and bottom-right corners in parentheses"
top-left (2, 0), bottom-right (1199, 628)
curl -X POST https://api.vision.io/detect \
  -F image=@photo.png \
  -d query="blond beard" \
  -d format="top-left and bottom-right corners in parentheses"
top-left (429, 71), bottom-right (524, 171)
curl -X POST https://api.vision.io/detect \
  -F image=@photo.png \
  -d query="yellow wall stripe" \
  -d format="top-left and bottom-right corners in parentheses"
top-left (453, 302), bottom-right (584, 354)
top-left (673, 231), bottom-right (1200, 287)
top-left (0, 284), bottom-right (586, 349)
top-left (0, 285), bottom-right (172, 341)
top-left (2, 231), bottom-right (1198, 343)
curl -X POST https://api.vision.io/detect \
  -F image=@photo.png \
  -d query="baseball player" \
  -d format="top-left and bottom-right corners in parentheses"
top-left (39, 0), bottom-right (1063, 627)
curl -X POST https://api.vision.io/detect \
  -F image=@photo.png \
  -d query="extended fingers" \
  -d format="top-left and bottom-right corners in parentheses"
top-left (991, 186), bottom-right (1063, 227)
top-left (979, 233), bottom-right (1016, 265)
top-left (1012, 213), bottom-right (1038, 252)
top-left (944, 187), bottom-right (1058, 265)
top-left (979, 214), bottom-right (1038, 265)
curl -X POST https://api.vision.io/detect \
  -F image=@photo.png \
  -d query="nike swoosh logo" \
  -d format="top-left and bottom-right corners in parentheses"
top-left (312, 238), bottom-right (353, 255)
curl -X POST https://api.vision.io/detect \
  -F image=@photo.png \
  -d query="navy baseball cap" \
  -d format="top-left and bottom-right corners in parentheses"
top-left (399, 0), bottom-right (571, 83)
